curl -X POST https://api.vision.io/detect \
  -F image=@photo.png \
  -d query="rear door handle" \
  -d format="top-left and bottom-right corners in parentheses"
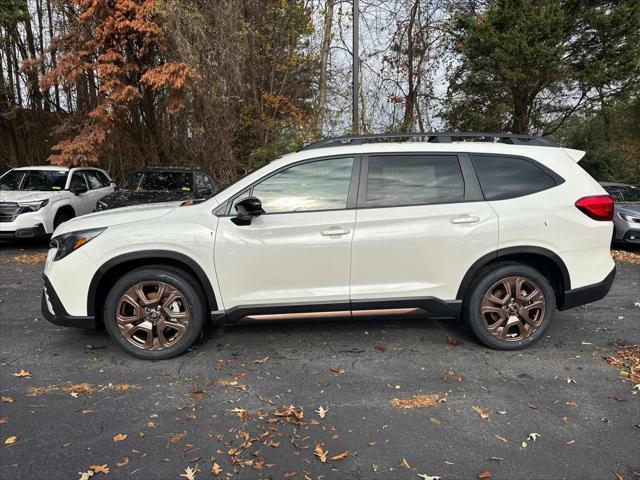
top-left (321, 227), bottom-right (351, 236)
top-left (451, 215), bottom-right (480, 224)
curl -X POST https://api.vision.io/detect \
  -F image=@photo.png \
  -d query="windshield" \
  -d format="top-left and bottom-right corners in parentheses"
top-left (604, 185), bottom-right (640, 203)
top-left (121, 171), bottom-right (193, 192)
top-left (0, 170), bottom-right (68, 191)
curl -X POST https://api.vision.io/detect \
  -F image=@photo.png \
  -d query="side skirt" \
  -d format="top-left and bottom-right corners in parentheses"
top-left (215, 298), bottom-right (462, 324)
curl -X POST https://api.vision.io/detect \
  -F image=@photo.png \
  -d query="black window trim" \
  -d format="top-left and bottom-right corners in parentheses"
top-left (356, 152), bottom-right (484, 209)
top-left (470, 153), bottom-right (565, 201)
top-left (217, 154), bottom-right (362, 217)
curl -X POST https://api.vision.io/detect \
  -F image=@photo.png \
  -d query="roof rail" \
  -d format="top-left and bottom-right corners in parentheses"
top-left (301, 132), bottom-right (558, 150)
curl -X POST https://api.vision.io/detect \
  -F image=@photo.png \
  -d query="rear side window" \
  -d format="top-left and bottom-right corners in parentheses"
top-left (84, 171), bottom-right (105, 189)
top-left (365, 155), bottom-right (465, 208)
top-left (471, 155), bottom-right (557, 201)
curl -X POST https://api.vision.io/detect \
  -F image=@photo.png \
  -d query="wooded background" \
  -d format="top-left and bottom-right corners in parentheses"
top-left (1, 0), bottom-right (638, 185)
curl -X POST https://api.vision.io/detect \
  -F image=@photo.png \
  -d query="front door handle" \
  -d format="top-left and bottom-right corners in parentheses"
top-left (451, 215), bottom-right (480, 224)
top-left (321, 227), bottom-right (351, 236)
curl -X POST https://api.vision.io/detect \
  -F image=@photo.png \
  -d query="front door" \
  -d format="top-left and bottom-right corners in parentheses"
top-left (214, 156), bottom-right (359, 320)
top-left (350, 153), bottom-right (499, 307)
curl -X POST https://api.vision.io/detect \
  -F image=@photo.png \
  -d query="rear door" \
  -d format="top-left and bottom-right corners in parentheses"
top-left (350, 153), bottom-right (498, 307)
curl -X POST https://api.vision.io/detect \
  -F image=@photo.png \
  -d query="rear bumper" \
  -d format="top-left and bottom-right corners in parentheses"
top-left (41, 275), bottom-right (96, 329)
top-left (559, 266), bottom-right (616, 310)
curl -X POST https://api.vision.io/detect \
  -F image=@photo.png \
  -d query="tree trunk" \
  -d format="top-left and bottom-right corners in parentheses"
top-left (315, 0), bottom-right (334, 136)
top-left (22, 3), bottom-right (44, 111)
top-left (511, 93), bottom-right (530, 134)
top-left (401, 0), bottom-right (419, 132)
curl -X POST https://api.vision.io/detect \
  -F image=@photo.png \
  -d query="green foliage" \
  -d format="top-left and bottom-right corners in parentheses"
top-left (554, 98), bottom-right (640, 185)
top-left (0, 0), bottom-right (29, 29)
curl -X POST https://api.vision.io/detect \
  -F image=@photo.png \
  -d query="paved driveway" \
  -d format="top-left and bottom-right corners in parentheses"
top-left (0, 241), bottom-right (638, 480)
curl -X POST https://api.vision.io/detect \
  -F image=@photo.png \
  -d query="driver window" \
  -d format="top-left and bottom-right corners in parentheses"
top-left (251, 157), bottom-right (354, 214)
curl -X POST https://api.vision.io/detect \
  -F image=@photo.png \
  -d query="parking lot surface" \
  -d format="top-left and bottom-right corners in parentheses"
top-left (0, 240), bottom-right (639, 480)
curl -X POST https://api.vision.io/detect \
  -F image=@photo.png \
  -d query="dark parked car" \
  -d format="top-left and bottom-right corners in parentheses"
top-left (95, 167), bottom-right (216, 211)
top-left (600, 181), bottom-right (640, 245)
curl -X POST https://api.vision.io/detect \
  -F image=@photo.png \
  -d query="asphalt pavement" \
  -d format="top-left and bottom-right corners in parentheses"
top-left (0, 240), bottom-right (638, 480)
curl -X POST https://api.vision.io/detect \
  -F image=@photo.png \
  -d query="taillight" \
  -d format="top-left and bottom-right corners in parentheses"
top-left (575, 195), bottom-right (614, 221)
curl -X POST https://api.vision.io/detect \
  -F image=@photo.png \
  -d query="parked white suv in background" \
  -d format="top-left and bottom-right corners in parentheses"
top-left (41, 133), bottom-right (616, 359)
top-left (0, 166), bottom-right (115, 239)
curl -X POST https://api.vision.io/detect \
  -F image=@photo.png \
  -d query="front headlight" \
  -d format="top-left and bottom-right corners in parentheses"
top-left (50, 228), bottom-right (106, 261)
top-left (619, 212), bottom-right (640, 223)
top-left (18, 199), bottom-right (49, 212)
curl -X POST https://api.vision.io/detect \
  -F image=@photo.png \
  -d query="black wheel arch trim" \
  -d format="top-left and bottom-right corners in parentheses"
top-left (456, 246), bottom-right (571, 303)
top-left (87, 250), bottom-right (218, 317)
top-left (42, 274), bottom-right (97, 328)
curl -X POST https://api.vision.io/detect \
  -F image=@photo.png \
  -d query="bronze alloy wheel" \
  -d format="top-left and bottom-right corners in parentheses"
top-left (480, 276), bottom-right (547, 342)
top-left (116, 281), bottom-right (191, 350)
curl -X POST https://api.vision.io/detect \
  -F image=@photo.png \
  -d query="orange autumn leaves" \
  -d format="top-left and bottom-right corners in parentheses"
top-left (40, 0), bottom-right (199, 165)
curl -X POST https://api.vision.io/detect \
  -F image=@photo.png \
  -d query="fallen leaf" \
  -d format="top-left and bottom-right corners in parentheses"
top-left (180, 466), bottom-right (198, 480)
top-left (476, 470), bottom-right (492, 480)
top-left (253, 356), bottom-right (269, 364)
top-left (116, 456), bottom-right (129, 467)
top-left (0, 396), bottom-right (13, 403)
top-left (565, 377), bottom-right (576, 384)
top-left (496, 410), bottom-right (507, 415)
top-left (472, 405), bottom-right (491, 419)
top-left (0, 418), bottom-right (7, 424)
top-left (112, 433), bottom-right (127, 442)
top-left (211, 462), bottom-right (222, 475)
top-left (613, 472), bottom-right (624, 480)
top-left (521, 441), bottom-right (528, 448)
top-left (400, 458), bottom-right (411, 469)
top-left (528, 432), bottom-right (541, 442)
top-left (314, 443), bottom-right (327, 463)
top-left (330, 451), bottom-right (349, 461)
top-left (418, 475), bottom-right (442, 480)
top-left (171, 432), bottom-right (187, 444)
top-left (374, 344), bottom-right (386, 352)
top-left (447, 336), bottom-right (464, 346)
top-left (78, 471), bottom-right (94, 480)
top-left (566, 439), bottom-right (575, 445)
top-left (12, 369), bottom-right (31, 378)
top-left (495, 434), bottom-right (508, 444)
top-left (391, 394), bottom-right (445, 409)
top-left (330, 367), bottom-right (346, 374)
top-left (565, 401), bottom-right (577, 408)
top-left (91, 464), bottom-right (109, 474)
top-left (284, 473), bottom-right (297, 478)
top-left (614, 394), bottom-right (625, 402)
top-left (5, 436), bottom-right (17, 445)
top-left (147, 421), bottom-right (156, 428)
top-left (81, 409), bottom-right (94, 414)
top-left (368, 441), bottom-right (378, 446)
top-left (486, 457), bottom-right (503, 463)
top-left (316, 406), bottom-right (328, 419)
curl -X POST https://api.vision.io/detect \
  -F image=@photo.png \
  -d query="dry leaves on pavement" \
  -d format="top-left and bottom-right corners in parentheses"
top-left (391, 394), bottom-right (446, 409)
top-left (112, 433), bottom-right (127, 442)
top-left (330, 451), bottom-right (349, 461)
top-left (611, 248), bottom-right (640, 265)
top-left (603, 345), bottom-right (640, 386)
top-left (314, 443), bottom-right (328, 463)
top-left (472, 405), bottom-right (491, 419)
top-left (12, 252), bottom-right (47, 264)
top-left (12, 369), bottom-right (31, 378)
top-left (180, 466), bottom-right (199, 480)
top-left (315, 406), bottom-right (328, 419)
top-left (90, 465), bottom-right (109, 474)
top-left (1, 396), bottom-right (14, 403)
top-left (4, 436), bottom-right (17, 445)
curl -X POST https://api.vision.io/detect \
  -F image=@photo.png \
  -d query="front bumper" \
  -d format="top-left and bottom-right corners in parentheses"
top-left (0, 224), bottom-right (47, 240)
top-left (559, 266), bottom-right (616, 310)
top-left (41, 275), bottom-right (96, 328)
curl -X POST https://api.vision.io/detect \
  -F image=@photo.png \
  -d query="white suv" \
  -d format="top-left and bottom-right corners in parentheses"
top-left (41, 133), bottom-right (616, 359)
top-left (0, 166), bottom-right (114, 239)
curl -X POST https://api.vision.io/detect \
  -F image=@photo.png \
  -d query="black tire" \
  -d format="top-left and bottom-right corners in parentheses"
top-left (463, 262), bottom-right (556, 350)
top-left (103, 266), bottom-right (206, 360)
top-left (53, 209), bottom-right (74, 229)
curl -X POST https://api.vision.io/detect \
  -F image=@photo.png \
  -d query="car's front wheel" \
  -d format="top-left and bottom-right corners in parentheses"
top-left (464, 263), bottom-right (555, 350)
top-left (104, 267), bottom-right (205, 359)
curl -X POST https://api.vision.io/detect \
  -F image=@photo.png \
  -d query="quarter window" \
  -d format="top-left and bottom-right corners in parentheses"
top-left (365, 155), bottom-right (465, 208)
top-left (252, 157), bottom-right (354, 213)
top-left (471, 155), bottom-right (557, 200)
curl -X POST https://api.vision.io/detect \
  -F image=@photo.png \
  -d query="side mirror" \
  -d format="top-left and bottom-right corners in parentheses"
top-left (231, 196), bottom-right (263, 226)
top-left (72, 185), bottom-right (88, 196)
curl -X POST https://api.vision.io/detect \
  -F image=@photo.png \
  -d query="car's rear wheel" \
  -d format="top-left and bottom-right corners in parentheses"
top-left (104, 267), bottom-right (205, 359)
top-left (464, 263), bottom-right (555, 350)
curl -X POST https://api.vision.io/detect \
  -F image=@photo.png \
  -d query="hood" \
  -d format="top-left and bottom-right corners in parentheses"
top-left (53, 202), bottom-right (179, 237)
top-left (100, 190), bottom-right (192, 209)
top-left (0, 190), bottom-right (64, 203)
top-left (615, 203), bottom-right (640, 215)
